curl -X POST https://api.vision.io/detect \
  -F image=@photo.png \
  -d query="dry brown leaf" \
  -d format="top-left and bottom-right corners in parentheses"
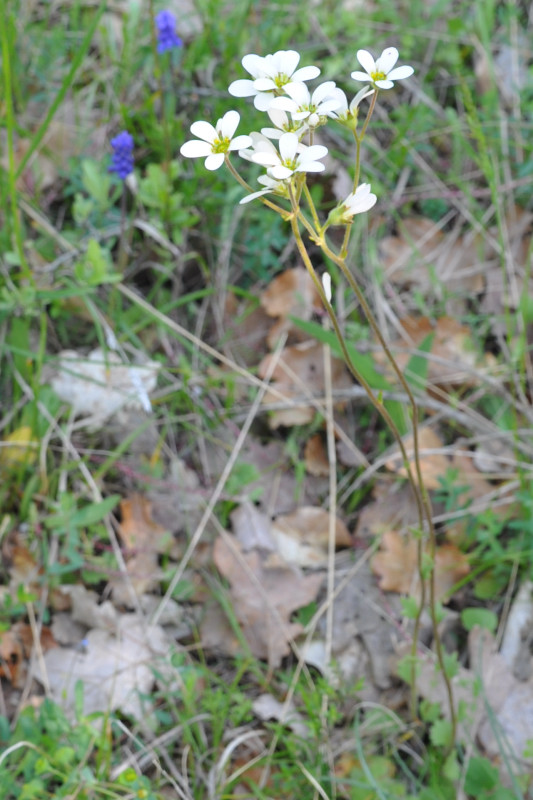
top-left (258, 340), bottom-right (351, 429)
top-left (261, 267), bottom-right (321, 319)
top-left (222, 291), bottom-right (271, 366)
top-left (213, 536), bottom-right (323, 666)
top-left (34, 614), bottom-right (171, 723)
top-left (111, 494), bottom-right (170, 602)
top-left (271, 506), bottom-right (352, 567)
top-left (384, 315), bottom-right (496, 389)
top-left (304, 434), bottom-right (330, 476)
top-left (380, 217), bottom-right (485, 298)
top-left (371, 530), bottom-right (470, 601)
top-left (354, 480), bottom-right (421, 541)
top-left (230, 502), bottom-right (277, 552)
top-left (0, 623), bottom-right (57, 687)
top-left (261, 268), bottom-right (322, 349)
top-left (385, 427), bottom-right (449, 490)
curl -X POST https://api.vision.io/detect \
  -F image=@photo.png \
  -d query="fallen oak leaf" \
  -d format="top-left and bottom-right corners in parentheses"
top-left (0, 623), bottom-right (57, 687)
top-left (271, 506), bottom-right (352, 567)
top-left (261, 267), bottom-right (321, 319)
top-left (379, 316), bottom-right (496, 390)
top-left (213, 536), bottom-right (323, 667)
top-left (304, 433), bottom-right (330, 477)
top-left (371, 531), bottom-right (469, 602)
top-left (260, 267), bottom-right (322, 348)
top-left (111, 494), bottom-right (171, 603)
top-left (385, 427), bottom-right (449, 490)
top-left (258, 340), bottom-right (351, 429)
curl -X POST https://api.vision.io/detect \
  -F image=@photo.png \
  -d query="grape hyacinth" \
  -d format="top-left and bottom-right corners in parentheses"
top-left (108, 131), bottom-right (134, 180)
top-left (155, 10), bottom-right (183, 53)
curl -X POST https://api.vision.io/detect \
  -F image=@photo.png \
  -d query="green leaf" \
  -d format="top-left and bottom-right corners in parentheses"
top-left (404, 331), bottom-right (434, 392)
top-left (69, 495), bottom-right (120, 528)
top-left (464, 756), bottom-right (498, 793)
top-left (461, 607), bottom-right (498, 633)
top-left (400, 596), bottom-right (419, 619)
top-left (396, 654), bottom-right (420, 685)
top-left (81, 159), bottom-right (111, 208)
top-left (429, 718), bottom-right (453, 748)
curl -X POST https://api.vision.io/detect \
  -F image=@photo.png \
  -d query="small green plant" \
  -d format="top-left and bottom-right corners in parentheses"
top-left (0, 697), bottom-right (164, 799)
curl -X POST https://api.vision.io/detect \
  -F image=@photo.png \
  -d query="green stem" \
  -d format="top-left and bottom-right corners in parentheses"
top-left (224, 156), bottom-right (288, 216)
top-left (302, 182), bottom-right (321, 232)
top-left (321, 239), bottom-right (456, 743)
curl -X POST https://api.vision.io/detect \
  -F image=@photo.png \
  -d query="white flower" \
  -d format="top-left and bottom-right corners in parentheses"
top-left (228, 50), bottom-right (320, 111)
top-left (351, 47), bottom-right (414, 90)
top-left (271, 81), bottom-right (344, 127)
top-left (329, 86), bottom-right (374, 122)
top-left (260, 107), bottom-right (307, 140)
top-left (180, 110), bottom-right (252, 170)
top-left (238, 131), bottom-right (284, 162)
top-left (250, 131), bottom-right (328, 180)
top-left (341, 184), bottom-right (377, 218)
top-left (240, 175), bottom-right (289, 204)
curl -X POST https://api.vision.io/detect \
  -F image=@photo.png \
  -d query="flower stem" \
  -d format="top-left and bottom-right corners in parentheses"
top-left (320, 238), bottom-right (456, 743)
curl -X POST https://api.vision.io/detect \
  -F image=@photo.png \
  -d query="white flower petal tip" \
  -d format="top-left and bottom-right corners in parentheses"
top-left (181, 111), bottom-right (250, 170)
top-left (239, 174), bottom-right (288, 204)
top-left (341, 183), bottom-right (377, 218)
top-left (351, 46), bottom-right (414, 89)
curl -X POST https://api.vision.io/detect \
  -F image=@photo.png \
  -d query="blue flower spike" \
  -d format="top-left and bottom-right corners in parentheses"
top-left (109, 131), bottom-right (134, 180)
top-left (155, 10), bottom-right (183, 53)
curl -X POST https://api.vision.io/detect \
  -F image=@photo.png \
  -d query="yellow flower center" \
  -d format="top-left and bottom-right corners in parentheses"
top-left (371, 70), bottom-right (387, 82)
top-left (212, 136), bottom-right (230, 154)
top-left (275, 72), bottom-right (290, 89)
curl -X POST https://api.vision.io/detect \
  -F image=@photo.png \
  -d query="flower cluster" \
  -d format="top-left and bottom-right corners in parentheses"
top-left (180, 46), bottom-right (413, 214)
top-left (155, 10), bottom-right (183, 53)
top-left (109, 130), bottom-right (134, 180)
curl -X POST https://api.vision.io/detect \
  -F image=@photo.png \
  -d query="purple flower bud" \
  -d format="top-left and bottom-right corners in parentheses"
top-left (109, 130), bottom-right (134, 180)
top-left (155, 10), bottom-right (183, 53)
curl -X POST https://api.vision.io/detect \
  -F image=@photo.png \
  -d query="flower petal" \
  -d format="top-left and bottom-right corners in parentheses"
top-left (376, 47), bottom-right (399, 74)
top-left (295, 162), bottom-right (325, 173)
top-left (260, 127), bottom-right (283, 139)
top-left (240, 188), bottom-right (272, 204)
top-left (204, 153), bottom-right (225, 170)
top-left (356, 49), bottom-right (376, 75)
top-left (219, 110), bottom-right (240, 138)
top-left (300, 144), bottom-right (328, 161)
top-left (254, 93), bottom-right (274, 111)
top-left (269, 95), bottom-right (297, 112)
top-left (242, 53), bottom-right (266, 77)
top-left (374, 79), bottom-right (394, 89)
top-left (350, 87), bottom-right (374, 109)
top-left (279, 132), bottom-right (298, 161)
top-left (269, 165), bottom-right (293, 180)
top-left (312, 81), bottom-right (337, 104)
top-left (283, 81), bottom-right (309, 104)
top-left (351, 70), bottom-right (372, 83)
top-left (180, 140), bottom-right (213, 158)
top-left (253, 78), bottom-right (277, 91)
top-left (274, 49), bottom-right (300, 77)
top-left (292, 65), bottom-right (321, 82)
top-left (251, 152), bottom-right (281, 167)
top-left (190, 120), bottom-right (217, 143)
top-left (267, 108), bottom-right (289, 126)
top-left (387, 65), bottom-right (414, 81)
top-left (228, 134), bottom-right (253, 150)
top-left (228, 79), bottom-right (256, 97)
